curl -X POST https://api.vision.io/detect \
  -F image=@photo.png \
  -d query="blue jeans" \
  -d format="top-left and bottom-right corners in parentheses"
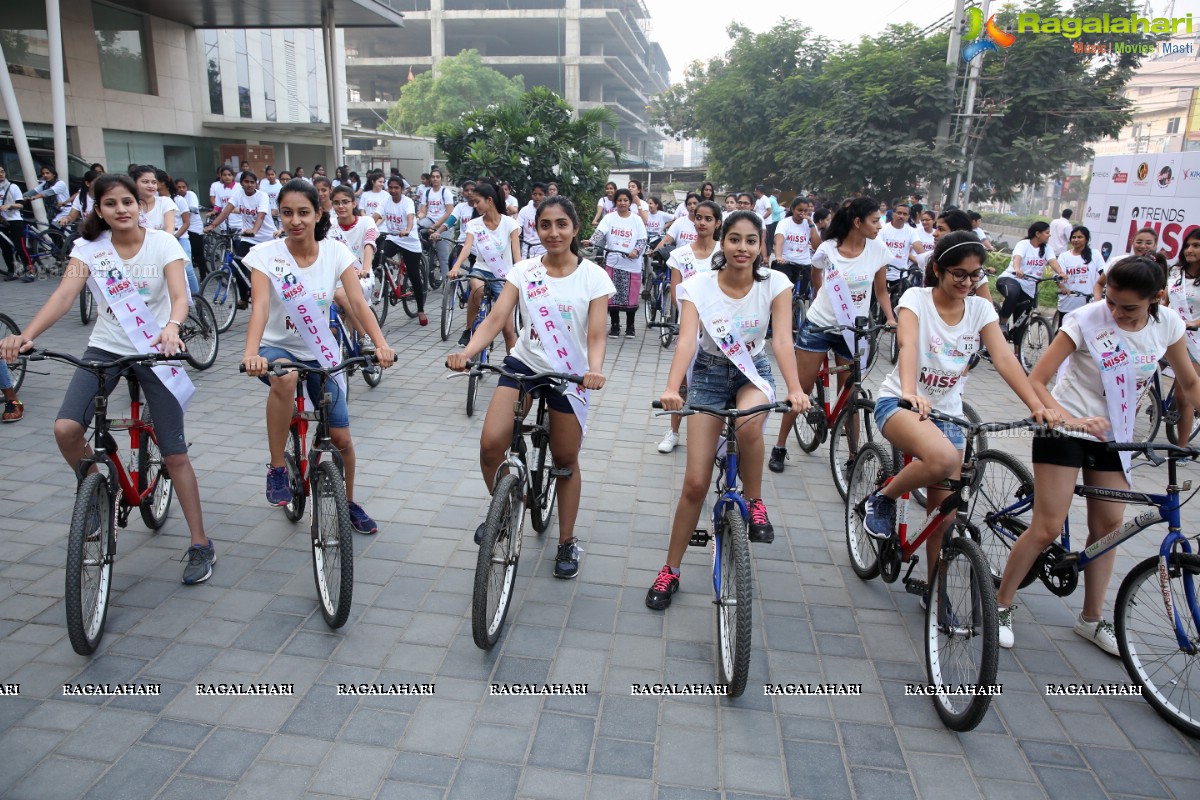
top-left (874, 395), bottom-right (965, 450)
top-left (177, 236), bottom-right (200, 294)
top-left (0, 359), bottom-right (12, 391)
top-left (257, 345), bottom-right (350, 429)
top-left (687, 350), bottom-right (776, 408)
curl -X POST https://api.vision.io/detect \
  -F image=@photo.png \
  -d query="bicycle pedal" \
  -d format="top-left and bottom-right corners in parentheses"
top-left (549, 467), bottom-right (573, 479)
top-left (689, 529), bottom-right (711, 547)
top-left (904, 578), bottom-right (928, 597)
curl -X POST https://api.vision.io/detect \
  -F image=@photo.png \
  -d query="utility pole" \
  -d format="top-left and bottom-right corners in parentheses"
top-left (952, 0), bottom-right (990, 209)
top-left (932, 0), bottom-right (967, 209)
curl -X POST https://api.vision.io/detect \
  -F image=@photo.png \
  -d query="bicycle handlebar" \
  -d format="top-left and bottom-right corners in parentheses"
top-left (809, 321), bottom-right (894, 336)
top-left (447, 360), bottom-right (585, 386)
top-left (1107, 441), bottom-right (1200, 459)
top-left (651, 400), bottom-right (791, 418)
top-left (895, 398), bottom-right (1035, 435)
top-left (239, 356), bottom-right (378, 379)
top-left (24, 349), bottom-right (179, 371)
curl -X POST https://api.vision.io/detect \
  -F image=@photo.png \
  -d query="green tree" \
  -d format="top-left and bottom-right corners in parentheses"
top-left (435, 87), bottom-right (622, 230)
top-left (385, 50), bottom-right (525, 136)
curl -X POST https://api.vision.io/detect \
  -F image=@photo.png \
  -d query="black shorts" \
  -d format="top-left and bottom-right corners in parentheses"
top-left (1031, 432), bottom-right (1123, 472)
top-left (496, 356), bottom-right (574, 415)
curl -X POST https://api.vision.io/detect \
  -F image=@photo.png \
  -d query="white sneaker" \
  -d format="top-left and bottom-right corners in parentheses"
top-left (1074, 615), bottom-right (1120, 656)
top-left (657, 430), bottom-right (680, 453)
top-left (998, 605), bottom-right (1016, 649)
top-left (359, 334), bottom-right (375, 355)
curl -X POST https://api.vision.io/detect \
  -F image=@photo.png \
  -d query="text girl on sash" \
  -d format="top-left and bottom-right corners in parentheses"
top-left (656, 200), bottom-right (722, 454)
top-left (588, 188), bottom-right (648, 338)
top-left (447, 196), bottom-right (613, 580)
top-left (646, 210), bottom-right (809, 611)
top-left (591, 181), bottom-right (617, 227)
top-left (996, 256), bottom-right (1200, 654)
top-left (448, 179), bottom-right (521, 348)
top-left (861, 233), bottom-right (1059, 592)
top-left (769, 197), bottom-right (895, 473)
top-left (1165, 228), bottom-right (1200, 444)
top-left (327, 185), bottom-right (380, 351)
top-left (241, 180), bottom-right (397, 536)
top-left (0, 174), bottom-right (217, 584)
top-left (372, 175), bottom-right (429, 326)
top-left (1055, 225), bottom-right (1100, 327)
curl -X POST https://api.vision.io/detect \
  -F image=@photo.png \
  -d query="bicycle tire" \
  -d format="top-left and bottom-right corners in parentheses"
top-left (830, 398), bottom-right (874, 500)
top-left (400, 269), bottom-right (417, 319)
top-left (64, 472), bottom-right (114, 655)
top-left (0, 314), bottom-right (26, 394)
top-left (845, 442), bottom-right (891, 580)
top-left (1115, 552), bottom-right (1200, 739)
top-left (1019, 315), bottom-right (1052, 371)
top-left (925, 535), bottom-right (999, 731)
top-left (199, 271), bottom-right (237, 333)
top-left (965, 449), bottom-right (1033, 587)
top-left (79, 287), bottom-right (95, 325)
top-left (310, 460), bottom-right (354, 628)
top-left (466, 371), bottom-right (480, 417)
top-left (137, 408), bottom-right (174, 530)
top-left (472, 473), bottom-right (524, 649)
top-left (181, 296), bottom-right (219, 370)
top-left (440, 281), bottom-right (455, 341)
top-left (530, 430), bottom-right (558, 534)
top-left (424, 247), bottom-right (442, 291)
top-left (1135, 384), bottom-right (1163, 444)
top-left (659, 302), bottom-right (677, 349)
top-left (283, 426), bottom-right (306, 522)
top-left (370, 266), bottom-right (389, 327)
top-left (792, 383), bottom-right (826, 454)
top-left (644, 277), bottom-right (660, 326)
top-left (716, 507), bottom-right (753, 697)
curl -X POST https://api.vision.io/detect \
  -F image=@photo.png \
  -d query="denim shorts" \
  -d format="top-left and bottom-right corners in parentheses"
top-left (467, 267), bottom-right (505, 301)
top-left (874, 395), bottom-right (965, 450)
top-left (794, 318), bottom-right (854, 361)
top-left (496, 356), bottom-right (573, 415)
top-left (687, 350), bottom-right (776, 408)
top-left (258, 345), bottom-right (350, 429)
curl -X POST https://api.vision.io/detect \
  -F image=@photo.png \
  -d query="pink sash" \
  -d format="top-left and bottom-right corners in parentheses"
top-left (1074, 301), bottom-right (1135, 486)
top-left (524, 261), bottom-right (590, 435)
top-left (816, 250), bottom-right (869, 369)
top-left (681, 273), bottom-right (775, 403)
top-left (261, 241), bottom-right (346, 391)
top-left (474, 221), bottom-right (512, 278)
top-left (78, 233), bottom-right (195, 410)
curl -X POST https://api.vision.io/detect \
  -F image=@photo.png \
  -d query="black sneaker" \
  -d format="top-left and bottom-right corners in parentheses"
top-left (474, 523), bottom-right (486, 545)
top-left (608, 324), bottom-right (620, 338)
top-left (748, 499), bottom-right (774, 543)
top-left (768, 446), bottom-right (788, 473)
top-left (645, 565), bottom-right (679, 610)
top-left (181, 540), bottom-right (216, 585)
top-left (625, 325), bottom-right (636, 337)
top-left (554, 538), bottom-right (581, 579)
top-left (458, 329), bottom-right (471, 347)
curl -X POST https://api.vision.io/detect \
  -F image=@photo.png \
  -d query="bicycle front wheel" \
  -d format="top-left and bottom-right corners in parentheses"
top-left (925, 536), bottom-right (999, 732)
top-left (466, 371), bottom-right (481, 417)
top-left (182, 296), bottom-right (219, 370)
top-left (1135, 384), bottom-right (1163, 444)
top-left (400, 269), bottom-right (417, 319)
top-left (199, 271), bottom-right (237, 333)
top-left (1019, 315), bottom-right (1051, 371)
top-left (966, 450), bottom-right (1033, 586)
top-left (283, 425), bottom-right (306, 522)
top-left (65, 473), bottom-right (114, 655)
top-left (845, 442), bottom-right (892, 580)
top-left (137, 409), bottom-right (174, 530)
top-left (79, 287), bottom-right (96, 325)
top-left (716, 507), bottom-right (753, 697)
top-left (0, 313), bottom-right (26, 393)
top-left (529, 431), bottom-right (558, 535)
top-left (644, 278), bottom-right (660, 326)
top-left (310, 460), bottom-right (354, 628)
top-left (659, 302), bottom-right (677, 349)
top-left (440, 281), bottom-right (455, 341)
top-left (830, 399), bottom-right (874, 500)
top-left (370, 266), bottom-right (389, 327)
top-left (473, 473), bottom-right (524, 649)
top-left (1115, 552), bottom-right (1200, 738)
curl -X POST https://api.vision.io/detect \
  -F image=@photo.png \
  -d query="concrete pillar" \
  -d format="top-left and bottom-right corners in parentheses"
top-left (431, 0), bottom-right (445, 64)
top-left (0, 43), bottom-right (48, 224)
top-left (321, 1), bottom-right (344, 165)
top-left (45, 0), bottom-right (68, 185)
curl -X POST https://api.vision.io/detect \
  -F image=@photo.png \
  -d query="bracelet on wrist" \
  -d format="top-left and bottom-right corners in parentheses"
top-left (167, 319), bottom-right (184, 328)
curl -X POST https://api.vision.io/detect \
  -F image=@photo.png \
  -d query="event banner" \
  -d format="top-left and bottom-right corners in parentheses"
top-left (1083, 152), bottom-right (1200, 262)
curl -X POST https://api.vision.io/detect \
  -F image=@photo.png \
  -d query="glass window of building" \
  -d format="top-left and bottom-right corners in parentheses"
top-left (92, 2), bottom-right (152, 94)
top-left (234, 30), bottom-right (252, 118)
top-left (204, 31), bottom-right (223, 115)
top-left (2, 6), bottom-right (50, 79)
top-left (305, 30), bottom-right (320, 123)
top-left (261, 32), bottom-right (277, 122)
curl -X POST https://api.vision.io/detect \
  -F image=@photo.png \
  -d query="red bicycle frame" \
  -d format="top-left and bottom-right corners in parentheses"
top-left (817, 352), bottom-right (861, 425)
top-left (886, 452), bottom-right (958, 562)
top-left (96, 384), bottom-right (161, 510)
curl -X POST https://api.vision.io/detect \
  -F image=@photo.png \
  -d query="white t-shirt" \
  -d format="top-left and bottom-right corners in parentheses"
top-left (645, 210), bottom-right (672, 238)
top-left (467, 214), bottom-right (520, 274)
top-left (1049, 217), bottom-right (1073, 256)
top-left (594, 212), bottom-right (648, 271)
top-left (41, 179), bottom-right (69, 207)
top-left (1057, 251), bottom-right (1100, 313)
top-left (678, 269), bottom-right (791, 359)
top-left (449, 201), bottom-right (473, 244)
top-left (1169, 267), bottom-right (1200, 363)
top-left (378, 195), bottom-right (419, 252)
top-left (776, 217), bottom-right (814, 265)
top-left (665, 217), bottom-right (698, 250)
top-left (879, 222), bottom-right (918, 280)
top-left (261, 180), bottom-right (282, 214)
top-left (1000, 239), bottom-right (1054, 297)
top-left (140, 195), bottom-right (175, 232)
top-left (244, 238), bottom-right (356, 358)
top-left (806, 237), bottom-right (891, 328)
top-left (359, 189), bottom-right (389, 222)
top-left (172, 196), bottom-right (189, 235)
top-left (0, 182), bottom-right (22, 221)
top-left (419, 186), bottom-right (454, 225)
top-left (85, 230), bottom-right (188, 357)
top-left (916, 226), bottom-right (935, 252)
top-left (327, 216), bottom-right (379, 267)
top-left (181, 191), bottom-right (203, 235)
top-left (225, 186), bottom-right (276, 242)
top-left (517, 203), bottom-right (543, 256)
top-left (68, 190), bottom-right (94, 222)
top-left (504, 194), bottom-right (519, 213)
top-left (754, 196), bottom-right (771, 218)
top-left (878, 289), bottom-right (998, 416)
top-left (507, 257), bottom-right (616, 374)
top-left (596, 197), bottom-right (615, 217)
top-left (974, 226), bottom-right (990, 242)
top-left (674, 203), bottom-right (689, 219)
top-left (666, 245), bottom-right (715, 279)
top-left (209, 181), bottom-right (236, 211)
top-left (1053, 302), bottom-right (1184, 422)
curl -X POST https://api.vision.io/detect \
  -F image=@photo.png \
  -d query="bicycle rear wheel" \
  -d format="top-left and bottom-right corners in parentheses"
top-left (473, 473), bottom-right (524, 649)
top-left (716, 507), bottom-right (753, 697)
top-left (845, 442), bottom-right (891, 580)
top-left (199, 271), bottom-right (237, 333)
top-left (466, 371), bottom-right (481, 417)
top-left (644, 277), bottom-right (660, 326)
top-left (659, 302), bottom-right (677, 349)
top-left (966, 450), bottom-right (1033, 586)
top-left (830, 398), bottom-right (874, 500)
top-left (1019, 315), bottom-right (1051, 371)
top-left (283, 425), bottom-right (306, 522)
top-left (792, 383), bottom-right (826, 454)
top-left (1115, 553), bottom-right (1200, 738)
top-left (530, 429), bottom-right (558, 534)
top-left (440, 281), bottom-right (455, 341)
top-left (79, 287), bottom-right (96, 325)
top-left (65, 473), bottom-right (114, 655)
top-left (137, 410), bottom-right (174, 530)
top-left (181, 296), bottom-right (219, 370)
top-left (400, 269), bottom-right (417, 319)
top-left (1135, 384), bottom-right (1162, 444)
top-left (311, 460), bottom-right (354, 627)
top-left (370, 266), bottom-right (389, 327)
top-left (0, 313), bottom-right (26, 393)
top-left (424, 248), bottom-right (442, 291)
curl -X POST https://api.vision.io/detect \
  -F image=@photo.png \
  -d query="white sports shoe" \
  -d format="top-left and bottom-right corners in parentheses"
top-left (1073, 615), bottom-right (1120, 656)
top-left (657, 430), bottom-right (680, 453)
top-left (997, 605), bottom-right (1016, 649)
top-left (359, 334), bottom-right (375, 355)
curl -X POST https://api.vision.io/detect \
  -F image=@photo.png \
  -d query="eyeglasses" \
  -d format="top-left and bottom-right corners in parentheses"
top-left (946, 269), bottom-right (984, 283)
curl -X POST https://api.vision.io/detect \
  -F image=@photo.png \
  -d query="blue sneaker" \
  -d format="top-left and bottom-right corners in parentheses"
top-left (348, 502), bottom-right (377, 534)
top-left (181, 540), bottom-right (216, 584)
top-left (864, 491), bottom-right (895, 540)
top-left (266, 465), bottom-right (290, 506)
top-left (474, 523), bottom-right (486, 545)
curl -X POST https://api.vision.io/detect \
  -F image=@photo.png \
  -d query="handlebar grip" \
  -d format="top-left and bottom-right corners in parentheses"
top-left (898, 398), bottom-right (914, 411)
top-left (651, 401), bottom-right (663, 409)
top-left (238, 364), bottom-right (247, 373)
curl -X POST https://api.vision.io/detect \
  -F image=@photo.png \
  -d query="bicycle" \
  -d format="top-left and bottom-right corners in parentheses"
top-left (964, 438), bottom-right (1200, 738)
top-left (790, 317), bottom-right (889, 499)
top-left (197, 232), bottom-right (247, 333)
top-left (993, 275), bottom-right (1058, 371)
top-left (880, 265), bottom-right (923, 365)
top-left (0, 220), bottom-right (67, 278)
top-left (440, 276), bottom-right (471, 342)
top-left (1120, 362), bottom-right (1200, 447)
top-left (456, 361), bottom-right (583, 649)
top-left (419, 227), bottom-right (443, 291)
top-left (24, 349), bottom-right (188, 655)
top-left (328, 303), bottom-right (382, 389)
top-left (178, 296), bottom-right (220, 370)
top-left (368, 251), bottom-right (418, 326)
top-left (461, 277), bottom-right (507, 417)
top-left (642, 252), bottom-right (676, 348)
top-left (652, 399), bottom-right (792, 697)
top-left (846, 401), bottom-right (1032, 730)
top-left (241, 356), bottom-right (375, 628)
top-left (1, 313), bottom-right (27, 393)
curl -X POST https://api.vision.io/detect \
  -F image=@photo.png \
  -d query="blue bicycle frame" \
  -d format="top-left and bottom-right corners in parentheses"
top-left (713, 439), bottom-right (750, 596)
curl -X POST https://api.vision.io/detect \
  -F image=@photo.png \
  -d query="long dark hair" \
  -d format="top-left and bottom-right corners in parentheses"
top-left (1176, 228), bottom-right (1200, 285)
top-left (535, 195), bottom-right (581, 259)
top-left (1026, 221), bottom-right (1050, 258)
top-left (278, 179), bottom-right (331, 241)
top-left (711, 210), bottom-right (767, 281)
top-left (1069, 224), bottom-right (1093, 266)
top-left (926, 231), bottom-right (987, 286)
top-left (474, 178), bottom-right (502, 215)
top-left (699, 181), bottom-right (715, 200)
top-left (1108, 255), bottom-right (1166, 320)
top-left (331, 184), bottom-right (358, 215)
top-left (155, 168), bottom-right (176, 199)
top-left (80, 174), bottom-right (139, 241)
top-left (824, 197), bottom-right (880, 244)
top-left (936, 209), bottom-right (972, 233)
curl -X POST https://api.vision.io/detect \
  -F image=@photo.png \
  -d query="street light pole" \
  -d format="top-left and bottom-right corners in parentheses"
top-left (952, 0), bottom-right (990, 209)
top-left (932, 0), bottom-right (967, 209)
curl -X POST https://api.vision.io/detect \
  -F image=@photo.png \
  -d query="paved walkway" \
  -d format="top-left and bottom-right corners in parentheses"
top-left (1, 279), bottom-right (1199, 800)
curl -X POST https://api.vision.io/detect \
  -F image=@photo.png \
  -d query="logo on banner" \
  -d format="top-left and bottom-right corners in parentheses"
top-left (1158, 166), bottom-right (1174, 188)
top-left (1085, 205), bottom-right (1103, 223)
top-left (1113, 169), bottom-right (1129, 184)
top-left (1184, 167), bottom-right (1200, 182)
top-left (1137, 163), bottom-right (1150, 181)
top-left (1107, 206), bottom-right (1119, 223)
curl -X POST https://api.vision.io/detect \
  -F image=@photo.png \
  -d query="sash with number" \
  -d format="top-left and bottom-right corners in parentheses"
top-left (680, 272), bottom-right (775, 403)
top-left (815, 249), bottom-right (869, 369)
top-left (1168, 272), bottom-right (1200, 363)
top-left (77, 232), bottom-right (195, 410)
top-left (524, 261), bottom-right (591, 435)
top-left (1074, 301), bottom-right (1136, 486)
top-left (261, 240), bottom-right (346, 391)
top-left (473, 221), bottom-right (512, 279)
top-left (671, 247), bottom-right (702, 281)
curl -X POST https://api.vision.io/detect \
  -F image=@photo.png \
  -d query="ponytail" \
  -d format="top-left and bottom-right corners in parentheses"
top-left (824, 197), bottom-right (880, 244)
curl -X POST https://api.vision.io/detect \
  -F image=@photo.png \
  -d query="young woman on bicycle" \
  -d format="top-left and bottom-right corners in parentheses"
top-left (1055, 226), bottom-right (1100, 325)
top-left (588, 188), bottom-right (648, 338)
top-left (241, 180), bottom-right (396, 535)
top-left (646, 211), bottom-right (810, 610)
top-left (591, 181), bottom-right (617, 227)
top-left (372, 175), bottom-right (428, 326)
top-left (0, 165), bottom-right (33, 281)
top-left (772, 196), bottom-right (822, 292)
top-left (644, 197), bottom-right (671, 247)
top-left (447, 196), bottom-right (613, 579)
top-left (1095, 227), bottom-right (1160, 297)
top-left (449, 179), bottom-right (521, 347)
top-left (651, 193), bottom-right (701, 257)
top-left (656, 200), bottom-right (723, 454)
top-left (208, 166), bottom-right (236, 219)
top-left (0, 174), bottom-right (216, 583)
top-left (130, 165), bottom-right (175, 237)
top-left (327, 185), bottom-right (380, 350)
top-left (861, 233), bottom-right (1060, 584)
top-left (996, 256), bottom-right (1200, 653)
top-left (996, 222), bottom-right (1063, 358)
top-left (770, 197), bottom-right (895, 473)
top-left (1165, 228), bottom-right (1200, 443)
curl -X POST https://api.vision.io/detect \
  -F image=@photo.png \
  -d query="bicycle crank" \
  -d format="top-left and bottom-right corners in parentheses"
top-left (1035, 543), bottom-right (1078, 597)
top-left (879, 538), bottom-right (903, 583)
